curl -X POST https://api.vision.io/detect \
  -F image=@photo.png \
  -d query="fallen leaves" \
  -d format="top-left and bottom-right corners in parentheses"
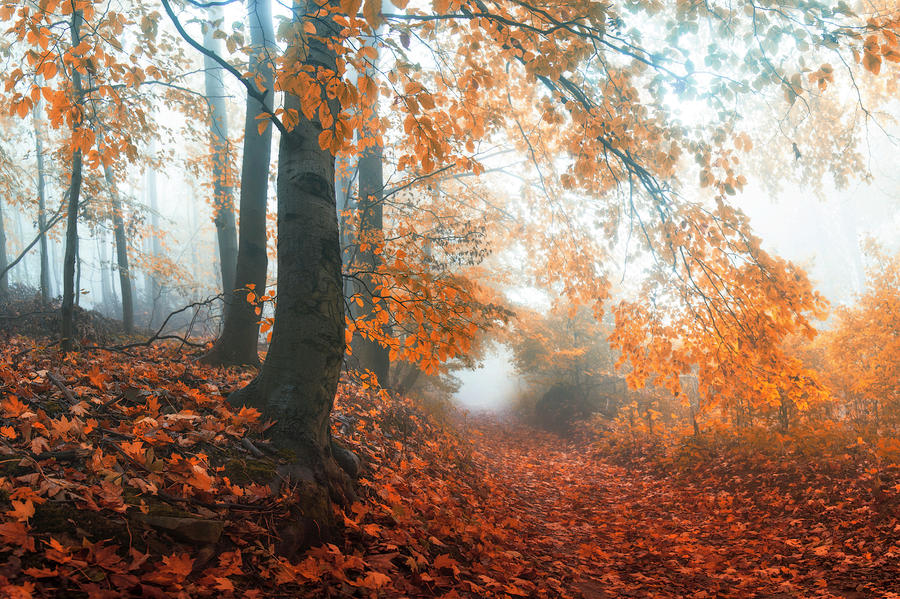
top-left (1, 336), bottom-right (898, 597)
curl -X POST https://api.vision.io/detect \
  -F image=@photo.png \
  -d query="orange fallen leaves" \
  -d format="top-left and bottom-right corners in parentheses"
top-left (0, 336), bottom-right (898, 597)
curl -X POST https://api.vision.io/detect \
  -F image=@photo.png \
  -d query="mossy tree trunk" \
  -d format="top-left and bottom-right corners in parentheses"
top-left (227, 0), bottom-right (354, 551)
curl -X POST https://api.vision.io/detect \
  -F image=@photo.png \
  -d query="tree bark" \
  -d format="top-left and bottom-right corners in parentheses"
top-left (97, 232), bottom-right (113, 310)
top-left (348, 25), bottom-right (390, 385)
top-left (227, 0), bottom-right (353, 552)
top-left (34, 111), bottom-right (51, 305)
top-left (204, 0), bottom-right (274, 366)
top-left (75, 242), bottom-right (81, 307)
top-left (353, 141), bottom-right (390, 383)
top-left (0, 196), bottom-right (9, 302)
top-left (60, 8), bottom-right (85, 353)
top-left (13, 212), bottom-right (28, 286)
top-left (204, 7), bottom-right (238, 298)
top-left (144, 162), bottom-right (165, 327)
top-left (104, 166), bottom-right (134, 333)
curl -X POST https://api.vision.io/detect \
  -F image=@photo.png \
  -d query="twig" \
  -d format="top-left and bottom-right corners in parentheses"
top-left (241, 437), bottom-right (265, 458)
top-left (46, 372), bottom-right (77, 405)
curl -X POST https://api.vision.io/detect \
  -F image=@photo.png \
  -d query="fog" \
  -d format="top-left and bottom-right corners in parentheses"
top-left (453, 344), bottom-right (520, 413)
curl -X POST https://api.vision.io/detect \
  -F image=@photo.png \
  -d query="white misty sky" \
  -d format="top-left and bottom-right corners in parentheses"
top-left (454, 344), bottom-right (520, 412)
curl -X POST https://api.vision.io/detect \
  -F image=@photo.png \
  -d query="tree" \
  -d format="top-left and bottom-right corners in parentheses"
top-left (59, 7), bottom-right (86, 353)
top-left (163, 0), bottom-right (358, 545)
top-left (204, 0), bottom-right (275, 366)
top-left (203, 5), bottom-right (239, 298)
top-left (33, 109), bottom-right (51, 304)
top-left (821, 246), bottom-right (900, 434)
top-left (103, 165), bottom-right (134, 332)
top-left (161, 0), bottom-right (897, 549)
top-left (0, 195), bottom-right (8, 301)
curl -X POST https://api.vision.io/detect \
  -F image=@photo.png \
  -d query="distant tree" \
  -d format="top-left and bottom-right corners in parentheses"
top-left (202, 5), bottom-right (238, 299)
top-left (204, 0), bottom-right (275, 366)
top-left (821, 246), bottom-right (900, 434)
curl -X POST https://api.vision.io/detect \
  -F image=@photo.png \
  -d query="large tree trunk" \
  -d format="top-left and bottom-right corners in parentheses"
top-left (34, 112), bottom-right (50, 305)
top-left (104, 166), bottom-right (134, 333)
top-left (227, 0), bottom-right (353, 553)
top-left (0, 196), bottom-right (8, 302)
top-left (60, 9), bottom-right (85, 353)
top-left (204, 0), bottom-right (274, 366)
top-left (204, 7), bottom-right (238, 298)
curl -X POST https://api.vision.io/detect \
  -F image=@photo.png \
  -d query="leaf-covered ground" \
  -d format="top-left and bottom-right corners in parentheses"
top-left (0, 337), bottom-right (898, 598)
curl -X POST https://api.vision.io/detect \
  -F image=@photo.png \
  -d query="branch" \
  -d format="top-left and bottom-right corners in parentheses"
top-left (159, 0), bottom-right (287, 135)
top-left (82, 296), bottom-right (223, 352)
top-left (0, 199), bottom-right (75, 282)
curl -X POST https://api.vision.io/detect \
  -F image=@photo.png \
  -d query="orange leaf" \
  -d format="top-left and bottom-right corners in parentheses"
top-left (363, 0), bottom-right (383, 28)
top-left (356, 571), bottom-right (391, 589)
top-left (6, 499), bottom-right (35, 522)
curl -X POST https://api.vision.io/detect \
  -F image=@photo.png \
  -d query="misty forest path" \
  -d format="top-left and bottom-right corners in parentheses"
top-left (466, 420), bottom-right (899, 598)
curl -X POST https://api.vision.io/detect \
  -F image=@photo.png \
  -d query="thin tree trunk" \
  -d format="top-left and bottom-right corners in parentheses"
top-left (227, 0), bottom-right (353, 552)
top-left (50, 237), bottom-right (60, 298)
top-left (60, 8), bottom-right (85, 353)
top-left (104, 166), bottom-right (134, 332)
top-left (353, 140), bottom-right (389, 383)
top-left (97, 232), bottom-right (113, 310)
top-left (15, 208), bottom-right (31, 286)
top-left (337, 153), bottom-right (357, 301)
top-left (144, 161), bottom-right (164, 327)
top-left (204, 0), bottom-right (274, 366)
top-left (0, 196), bottom-right (9, 302)
top-left (75, 239), bottom-right (81, 307)
top-left (34, 109), bottom-right (51, 304)
top-left (204, 7), bottom-right (238, 297)
top-left (347, 28), bottom-right (390, 384)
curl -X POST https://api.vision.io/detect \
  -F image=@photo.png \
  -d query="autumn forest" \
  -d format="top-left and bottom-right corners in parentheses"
top-left (0, 0), bottom-right (898, 595)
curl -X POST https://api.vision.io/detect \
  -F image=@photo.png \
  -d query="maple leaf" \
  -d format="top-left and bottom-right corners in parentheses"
top-left (6, 499), bottom-right (35, 522)
top-left (119, 440), bottom-right (145, 461)
top-left (0, 396), bottom-right (29, 418)
top-left (161, 553), bottom-right (194, 581)
top-left (87, 365), bottom-right (109, 389)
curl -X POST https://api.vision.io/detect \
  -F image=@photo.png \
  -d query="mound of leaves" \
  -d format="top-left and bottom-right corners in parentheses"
top-left (0, 336), bottom-right (580, 597)
top-left (0, 292), bottom-right (123, 346)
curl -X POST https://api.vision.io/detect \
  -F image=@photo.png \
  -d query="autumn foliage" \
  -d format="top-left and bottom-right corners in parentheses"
top-left (0, 337), bottom-right (898, 598)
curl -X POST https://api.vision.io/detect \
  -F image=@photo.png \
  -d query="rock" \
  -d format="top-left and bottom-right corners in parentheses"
top-left (136, 515), bottom-right (224, 544)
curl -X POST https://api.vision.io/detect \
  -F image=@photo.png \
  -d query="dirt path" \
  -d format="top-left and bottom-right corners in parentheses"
top-left (469, 420), bottom-right (900, 599)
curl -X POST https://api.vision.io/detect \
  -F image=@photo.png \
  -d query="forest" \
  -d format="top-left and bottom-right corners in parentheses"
top-left (0, 0), bottom-right (898, 596)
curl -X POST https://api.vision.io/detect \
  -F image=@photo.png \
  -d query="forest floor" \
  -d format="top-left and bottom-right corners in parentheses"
top-left (470, 422), bottom-right (900, 598)
top-left (0, 336), bottom-right (898, 598)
